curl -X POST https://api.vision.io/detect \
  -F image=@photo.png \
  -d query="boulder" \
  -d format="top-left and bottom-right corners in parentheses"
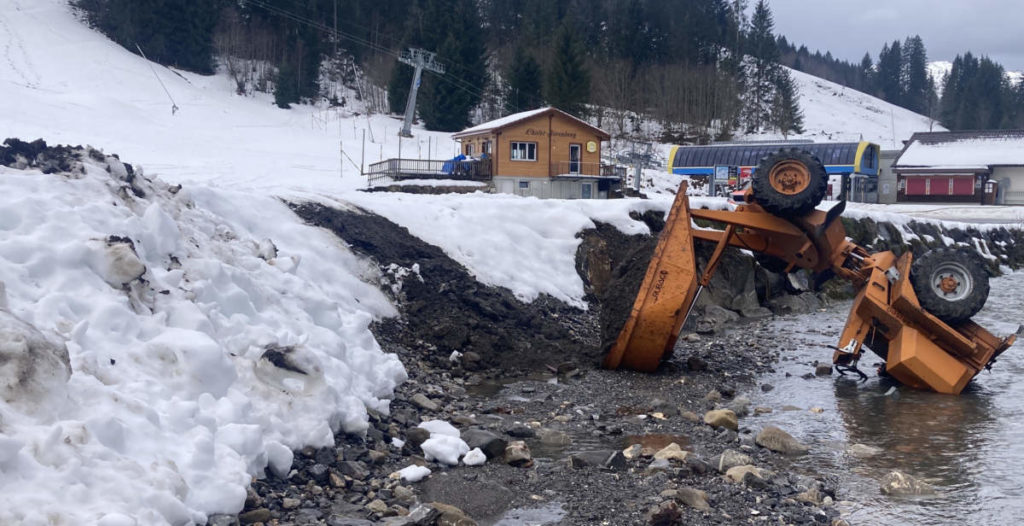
top-left (673, 487), bottom-right (711, 512)
top-left (879, 471), bottom-right (935, 496)
top-left (713, 449), bottom-right (753, 473)
top-left (724, 465), bottom-right (766, 483)
top-left (429, 502), bottom-right (477, 526)
top-left (814, 362), bottom-right (833, 376)
top-left (406, 427), bottom-right (431, 450)
top-left (847, 443), bottom-right (883, 459)
top-left (411, 393), bottom-right (440, 412)
top-left (645, 500), bottom-right (682, 525)
top-left (504, 441), bottom-right (532, 467)
top-left (755, 425), bottom-right (809, 455)
top-left (653, 443), bottom-right (688, 463)
top-left (537, 428), bottom-right (571, 446)
top-left (460, 428), bottom-right (506, 459)
top-left (703, 409), bottom-right (738, 431)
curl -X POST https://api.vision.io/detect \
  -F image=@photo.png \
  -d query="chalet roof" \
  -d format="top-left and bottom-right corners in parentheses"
top-left (452, 107), bottom-right (611, 140)
top-left (894, 130), bottom-right (1024, 169)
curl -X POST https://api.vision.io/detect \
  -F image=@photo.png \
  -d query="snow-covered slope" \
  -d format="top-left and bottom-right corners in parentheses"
top-left (745, 67), bottom-right (944, 149)
top-left (0, 0), bottom-right (458, 197)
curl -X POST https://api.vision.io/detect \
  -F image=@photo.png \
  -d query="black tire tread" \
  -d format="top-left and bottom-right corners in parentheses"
top-left (910, 247), bottom-right (990, 325)
top-left (751, 148), bottom-right (828, 218)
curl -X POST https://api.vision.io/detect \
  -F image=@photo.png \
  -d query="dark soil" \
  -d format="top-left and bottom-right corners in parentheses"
top-left (288, 202), bottom-right (602, 372)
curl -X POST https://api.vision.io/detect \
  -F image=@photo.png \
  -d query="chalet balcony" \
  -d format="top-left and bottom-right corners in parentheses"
top-left (365, 158), bottom-right (492, 186)
top-left (550, 161), bottom-right (628, 181)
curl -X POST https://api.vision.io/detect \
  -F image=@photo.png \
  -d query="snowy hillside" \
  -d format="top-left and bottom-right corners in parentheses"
top-left (744, 67), bottom-right (943, 149)
top-left (0, 0), bottom-right (457, 196)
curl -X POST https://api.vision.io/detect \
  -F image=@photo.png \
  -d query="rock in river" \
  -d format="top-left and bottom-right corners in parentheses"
top-left (755, 425), bottom-right (809, 455)
top-left (879, 471), bottom-right (935, 496)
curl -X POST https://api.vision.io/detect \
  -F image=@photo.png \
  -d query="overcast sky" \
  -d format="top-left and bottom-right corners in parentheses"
top-left (767, 0), bottom-right (1024, 72)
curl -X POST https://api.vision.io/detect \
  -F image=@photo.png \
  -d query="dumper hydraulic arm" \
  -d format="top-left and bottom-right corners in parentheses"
top-left (604, 151), bottom-right (1016, 394)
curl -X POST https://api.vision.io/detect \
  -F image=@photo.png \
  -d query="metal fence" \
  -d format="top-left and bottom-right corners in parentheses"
top-left (365, 158), bottom-right (491, 186)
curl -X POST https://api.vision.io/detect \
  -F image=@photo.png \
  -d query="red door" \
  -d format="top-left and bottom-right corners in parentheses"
top-left (906, 178), bottom-right (927, 195)
top-left (952, 176), bottom-right (974, 196)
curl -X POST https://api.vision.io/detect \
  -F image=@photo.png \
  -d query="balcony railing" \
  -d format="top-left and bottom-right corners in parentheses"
top-left (551, 161), bottom-right (627, 180)
top-left (365, 158), bottom-right (492, 186)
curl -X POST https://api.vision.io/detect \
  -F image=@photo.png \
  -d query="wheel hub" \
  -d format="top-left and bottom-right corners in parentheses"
top-left (939, 275), bottom-right (960, 294)
top-left (929, 261), bottom-right (973, 302)
top-left (768, 161), bottom-right (811, 195)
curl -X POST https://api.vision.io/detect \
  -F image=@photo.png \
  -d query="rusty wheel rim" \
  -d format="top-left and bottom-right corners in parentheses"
top-left (930, 261), bottom-right (973, 302)
top-left (767, 160), bottom-right (811, 195)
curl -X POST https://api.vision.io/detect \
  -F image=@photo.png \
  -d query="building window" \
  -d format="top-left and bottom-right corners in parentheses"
top-left (466, 143), bottom-right (474, 156)
top-left (510, 141), bottom-right (537, 161)
top-left (483, 141), bottom-right (491, 154)
top-left (519, 181), bottom-right (530, 189)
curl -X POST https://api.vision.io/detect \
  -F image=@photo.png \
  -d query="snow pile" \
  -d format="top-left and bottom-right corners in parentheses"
top-left (395, 464), bottom-right (431, 482)
top-left (341, 192), bottom-right (671, 308)
top-left (0, 150), bottom-right (406, 525)
top-left (415, 419), bottom-right (470, 466)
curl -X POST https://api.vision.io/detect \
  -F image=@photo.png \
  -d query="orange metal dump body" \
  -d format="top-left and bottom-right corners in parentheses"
top-left (602, 186), bottom-right (699, 371)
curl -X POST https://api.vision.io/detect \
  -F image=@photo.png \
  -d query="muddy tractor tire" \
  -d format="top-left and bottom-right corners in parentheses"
top-left (911, 248), bottom-right (990, 325)
top-left (751, 149), bottom-right (828, 219)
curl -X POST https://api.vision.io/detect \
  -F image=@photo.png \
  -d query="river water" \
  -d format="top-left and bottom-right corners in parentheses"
top-left (747, 271), bottom-right (1024, 525)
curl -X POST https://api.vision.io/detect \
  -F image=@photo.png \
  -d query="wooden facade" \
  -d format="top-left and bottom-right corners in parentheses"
top-left (454, 108), bottom-right (610, 178)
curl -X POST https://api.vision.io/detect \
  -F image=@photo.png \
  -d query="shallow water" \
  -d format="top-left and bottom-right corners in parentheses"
top-left (746, 271), bottom-right (1024, 525)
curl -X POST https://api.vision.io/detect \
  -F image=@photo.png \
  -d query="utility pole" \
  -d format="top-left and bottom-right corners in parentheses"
top-left (397, 48), bottom-right (445, 137)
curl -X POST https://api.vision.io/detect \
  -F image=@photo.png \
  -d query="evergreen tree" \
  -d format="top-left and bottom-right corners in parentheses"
top-left (901, 35), bottom-right (931, 114)
top-left (504, 47), bottom-right (544, 114)
top-left (274, 63), bottom-right (299, 109)
top-left (771, 69), bottom-right (804, 136)
top-left (419, 0), bottom-right (488, 131)
top-left (76, 0), bottom-right (222, 74)
top-left (545, 24), bottom-right (591, 117)
top-left (877, 40), bottom-right (903, 104)
top-left (859, 52), bottom-right (875, 93)
top-left (742, 0), bottom-right (780, 131)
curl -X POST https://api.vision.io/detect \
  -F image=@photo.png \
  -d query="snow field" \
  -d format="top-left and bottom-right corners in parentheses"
top-left (0, 154), bottom-right (406, 525)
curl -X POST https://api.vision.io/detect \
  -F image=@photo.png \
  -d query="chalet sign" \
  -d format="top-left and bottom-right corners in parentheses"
top-left (525, 128), bottom-right (578, 139)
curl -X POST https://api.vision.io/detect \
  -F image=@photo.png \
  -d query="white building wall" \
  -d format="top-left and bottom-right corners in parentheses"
top-left (993, 166), bottom-right (1024, 205)
top-left (492, 176), bottom-right (600, 199)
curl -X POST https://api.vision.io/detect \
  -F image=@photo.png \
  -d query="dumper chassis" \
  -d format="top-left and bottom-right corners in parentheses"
top-left (605, 149), bottom-right (1016, 394)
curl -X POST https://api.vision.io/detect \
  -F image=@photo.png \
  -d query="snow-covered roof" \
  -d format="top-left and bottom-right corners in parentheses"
top-left (895, 130), bottom-right (1024, 169)
top-left (452, 107), bottom-right (610, 139)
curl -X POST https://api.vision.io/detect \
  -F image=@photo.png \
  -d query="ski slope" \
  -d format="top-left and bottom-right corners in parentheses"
top-left (744, 67), bottom-right (944, 149)
top-left (0, 0), bottom-right (458, 197)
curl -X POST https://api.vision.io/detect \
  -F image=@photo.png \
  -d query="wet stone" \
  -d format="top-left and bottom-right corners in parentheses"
top-left (756, 426), bottom-right (809, 455)
top-left (879, 471), bottom-right (935, 496)
top-left (340, 461), bottom-right (369, 480)
top-left (461, 428), bottom-right (506, 459)
top-left (814, 362), bottom-right (833, 376)
top-left (239, 508), bottom-right (272, 524)
top-left (412, 393), bottom-right (440, 412)
top-left (406, 427), bottom-right (431, 449)
top-left (505, 423), bottom-right (536, 438)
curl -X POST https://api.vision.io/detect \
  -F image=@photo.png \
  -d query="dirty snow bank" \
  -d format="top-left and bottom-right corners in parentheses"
top-left (339, 192), bottom-right (673, 309)
top-left (0, 149), bottom-right (405, 525)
